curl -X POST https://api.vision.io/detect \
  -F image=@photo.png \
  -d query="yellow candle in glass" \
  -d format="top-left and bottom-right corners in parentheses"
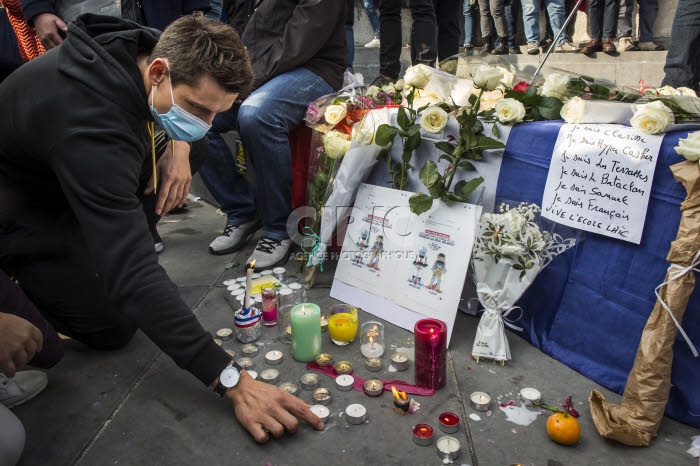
top-left (327, 304), bottom-right (358, 346)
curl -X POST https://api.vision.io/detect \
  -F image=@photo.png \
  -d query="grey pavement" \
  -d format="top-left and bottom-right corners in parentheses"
top-left (13, 199), bottom-right (699, 466)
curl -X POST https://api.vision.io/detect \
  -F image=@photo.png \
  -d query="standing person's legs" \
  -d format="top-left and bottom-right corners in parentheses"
top-left (378, 0), bottom-right (403, 79)
top-left (617, 0), bottom-right (633, 37)
top-left (434, 0), bottom-right (461, 60)
top-left (505, 0), bottom-right (521, 51)
top-left (0, 403), bottom-right (24, 466)
top-left (588, 0), bottom-right (605, 40)
top-left (477, 0), bottom-right (495, 45)
top-left (637, 0), bottom-right (660, 46)
top-left (520, 0), bottom-right (541, 52)
top-left (662, 0), bottom-right (700, 91)
top-left (363, 0), bottom-right (382, 41)
top-left (237, 68), bottom-right (334, 268)
top-left (488, 0), bottom-right (508, 37)
top-left (410, 0), bottom-right (438, 65)
top-left (544, 0), bottom-right (569, 46)
top-left (602, 0), bottom-right (621, 40)
top-left (463, 0), bottom-right (476, 46)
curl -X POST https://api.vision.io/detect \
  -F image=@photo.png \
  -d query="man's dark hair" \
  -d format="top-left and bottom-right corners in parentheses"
top-left (149, 12), bottom-right (253, 96)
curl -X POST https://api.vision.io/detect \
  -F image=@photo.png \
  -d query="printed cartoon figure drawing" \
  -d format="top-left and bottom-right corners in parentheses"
top-left (353, 229), bottom-right (370, 264)
top-left (366, 235), bottom-right (384, 270)
top-left (409, 247), bottom-right (429, 285)
top-left (427, 252), bottom-right (447, 293)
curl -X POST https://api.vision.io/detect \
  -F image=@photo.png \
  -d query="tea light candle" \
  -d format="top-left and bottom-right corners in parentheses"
top-left (278, 382), bottom-right (298, 396)
top-left (216, 328), bottom-right (233, 341)
top-left (260, 368), bottom-right (280, 384)
top-left (438, 412), bottom-right (460, 434)
top-left (290, 303), bottom-right (322, 362)
top-left (272, 266), bottom-right (286, 281)
top-left (246, 370), bottom-right (258, 380)
top-left (364, 357), bottom-right (383, 372)
top-left (214, 338), bottom-right (223, 346)
top-left (300, 373), bottom-right (320, 391)
top-left (223, 278), bottom-right (238, 286)
top-left (390, 352), bottom-right (409, 371)
top-left (252, 272), bottom-right (261, 279)
top-left (436, 436), bottom-right (461, 461)
top-left (260, 270), bottom-right (273, 277)
top-left (345, 403), bottom-right (367, 425)
top-left (335, 374), bottom-right (354, 391)
top-left (320, 314), bottom-right (328, 333)
top-left (237, 357), bottom-right (255, 370)
top-left (363, 379), bottom-right (383, 397)
top-left (265, 350), bottom-right (284, 365)
top-left (412, 424), bottom-right (434, 446)
top-left (241, 344), bottom-right (259, 358)
top-left (469, 391), bottom-right (491, 412)
top-left (225, 349), bottom-right (236, 358)
top-left (519, 387), bottom-right (541, 405)
top-left (334, 361), bottom-right (353, 375)
top-left (309, 404), bottom-right (330, 423)
top-left (230, 288), bottom-right (245, 297)
top-left (236, 276), bottom-right (247, 283)
top-left (312, 388), bottom-right (332, 405)
top-left (315, 353), bottom-right (333, 367)
top-left (226, 283), bottom-right (241, 291)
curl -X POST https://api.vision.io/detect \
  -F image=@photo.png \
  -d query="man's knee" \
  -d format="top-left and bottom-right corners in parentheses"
top-left (77, 323), bottom-right (137, 351)
top-left (0, 404), bottom-right (25, 466)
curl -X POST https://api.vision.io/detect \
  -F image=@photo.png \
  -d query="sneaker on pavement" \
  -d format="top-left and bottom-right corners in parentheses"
top-left (602, 38), bottom-right (617, 54)
top-left (554, 41), bottom-right (580, 52)
top-left (463, 42), bottom-right (474, 50)
top-left (618, 36), bottom-right (639, 51)
top-left (364, 37), bottom-right (380, 48)
top-left (208, 219), bottom-right (261, 255)
top-left (526, 42), bottom-right (540, 55)
top-left (581, 39), bottom-right (602, 56)
top-left (638, 41), bottom-right (664, 51)
top-left (509, 45), bottom-right (521, 55)
top-left (152, 229), bottom-right (164, 254)
top-left (247, 237), bottom-right (293, 271)
top-left (1, 371), bottom-right (48, 409)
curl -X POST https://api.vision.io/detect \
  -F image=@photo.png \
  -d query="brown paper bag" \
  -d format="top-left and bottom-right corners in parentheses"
top-left (589, 161), bottom-right (700, 447)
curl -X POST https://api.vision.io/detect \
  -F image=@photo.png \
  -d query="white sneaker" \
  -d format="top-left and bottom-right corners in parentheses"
top-left (1, 371), bottom-right (48, 409)
top-left (246, 237), bottom-right (292, 270)
top-left (208, 219), bottom-right (261, 255)
top-left (364, 38), bottom-right (380, 48)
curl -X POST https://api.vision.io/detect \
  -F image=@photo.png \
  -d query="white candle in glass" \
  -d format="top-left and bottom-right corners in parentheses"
top-left (245, 261), bottom-right (255, 309)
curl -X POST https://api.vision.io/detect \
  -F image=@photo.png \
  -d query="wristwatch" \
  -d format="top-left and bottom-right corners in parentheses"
top-left (214, 361), bottom-right (244, 397)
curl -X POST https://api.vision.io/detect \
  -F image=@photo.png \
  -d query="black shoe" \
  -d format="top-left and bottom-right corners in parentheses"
top-left (492, 42), bottom-right (508, 55)
top-left (482, 39), bottom-right (493, 54)
top-left (509, 46), bottom-right (521, 55)
top-left (370, 74), bottom-right (396, 87)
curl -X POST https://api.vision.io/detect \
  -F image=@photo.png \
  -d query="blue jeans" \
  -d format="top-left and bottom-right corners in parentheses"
top-left (237, 68), bottom-right (334, 240)
top-left (662, 0), bottom-right (700, 91)
top-left (363, 0), bottom-right (381, 38)
top-left (463, 1), bottom-right (476, 44)
top-left (521, 0), bottom-right (568, 45)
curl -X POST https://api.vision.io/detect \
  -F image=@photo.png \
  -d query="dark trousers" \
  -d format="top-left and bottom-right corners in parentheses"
top-left (1, 270), bottom-right (63, 368)
top-left (0, 137), bottom-right (208, 351)
top-left (434, 0), bottom-right (462, 60)
top-left (618, 0), bottom-right (658, 42)
top-left (662, 0), bottom-right (700, 91)
top-left (379, 0), bottom-right (437, 79)
top-left (588, 0), bottom-right (621, 40)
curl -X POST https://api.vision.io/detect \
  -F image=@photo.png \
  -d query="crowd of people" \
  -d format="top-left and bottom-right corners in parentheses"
top-left (0, 0), bottom-right (698, 464)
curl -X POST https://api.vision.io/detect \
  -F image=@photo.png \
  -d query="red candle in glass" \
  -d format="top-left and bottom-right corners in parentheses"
top-left (261, 287), bottom-right (278, 327)
top-left (414, 318), bottom-right (447, 390)
top-left (439, 411), bottom-right (460, 433)
top-left (412, 423), bottom-right (434, 446)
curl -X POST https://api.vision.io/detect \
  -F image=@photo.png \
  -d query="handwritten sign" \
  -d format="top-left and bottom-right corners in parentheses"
top-left (541, 124), bottom-right (663, 244)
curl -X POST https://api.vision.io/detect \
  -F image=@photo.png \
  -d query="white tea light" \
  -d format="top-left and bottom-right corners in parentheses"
top-left (237, 357), bottom-right (255, 370)
top-left (246, 370), bottom-right (258, 380)
top-left (345, 403), bottom-right (367, 425)
top-left (309, 404), bottom-right (330, 423)
top-left (225, 349), bottom-right (236, 358)
top-left (260, 270), bottom-right (273, 276)
top-left (278, 381), bottom-right (298, 396)
top-left (390, 352), bottom-right (409, 371)
top-left (241, 344), bottom-right (259, 357)
top-left (519, 387), bottom-right (541, 405)
top-left (265, 350), bottom-right (284, 365)
top-left (216, 328), bottom-right (233, 341)
top-left (260, 368), bottom-right (280, 384)
top-left (363, 379), bottom-right (383, 397)
top-left (469, 391), bottom-right (491, 412)
top-left (251, 273), bottom-right (261, 279)
top-left (335, 374), bottom-right (354, 391)
top-left (213, 338), bottom-right (223, 346)
top-left (226, 283), bottom-right (241, 291)
top-left (223, 278), bottom-right (238, 286)
top-left (436, 436), bottom-right (461, 461)
top-left (364, 357), bottom-right (383, 372)
top-left (300, 373), bottom-right (320, 391)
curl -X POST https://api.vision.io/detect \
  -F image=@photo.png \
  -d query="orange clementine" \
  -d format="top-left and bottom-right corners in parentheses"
top-left (546, 412), bottom-right (580, 445)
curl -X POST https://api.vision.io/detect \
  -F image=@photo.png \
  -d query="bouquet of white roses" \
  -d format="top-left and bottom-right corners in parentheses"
top-left (471, 202), bottom-right (576, 363)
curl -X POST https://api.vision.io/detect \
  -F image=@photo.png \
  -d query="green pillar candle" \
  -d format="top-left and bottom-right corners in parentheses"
top-left (290, 303), bottom-right (322, 362)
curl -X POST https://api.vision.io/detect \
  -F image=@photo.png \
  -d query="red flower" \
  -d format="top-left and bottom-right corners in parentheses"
top-left (513, 81), bottom-right (531, 92)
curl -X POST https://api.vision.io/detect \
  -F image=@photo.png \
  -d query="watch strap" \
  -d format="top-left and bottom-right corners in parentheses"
top-left (214, 361), bottom-right (243, 397)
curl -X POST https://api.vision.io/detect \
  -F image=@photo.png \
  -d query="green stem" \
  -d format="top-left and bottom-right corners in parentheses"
top-left (532, 401), bottom-right (566, 414)
top-left (470, 87), bottom-right (485, 117)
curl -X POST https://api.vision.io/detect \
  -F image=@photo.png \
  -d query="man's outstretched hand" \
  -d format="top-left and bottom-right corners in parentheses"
top-left (225, 371), bottom-right (324, 443)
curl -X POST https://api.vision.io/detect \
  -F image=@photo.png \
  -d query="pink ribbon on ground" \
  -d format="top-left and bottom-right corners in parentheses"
top-left (305, 362), bottom-right (435, 396)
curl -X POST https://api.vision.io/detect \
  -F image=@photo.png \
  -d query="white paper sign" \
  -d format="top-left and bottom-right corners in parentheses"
top-left (541, 124), bottom-right (663, 244)
top-left (331, 184), bottom-right (481, 345)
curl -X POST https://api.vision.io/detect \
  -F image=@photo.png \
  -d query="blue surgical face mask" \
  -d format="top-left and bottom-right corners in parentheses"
top-left (150, 63), bottom-right (211, 142)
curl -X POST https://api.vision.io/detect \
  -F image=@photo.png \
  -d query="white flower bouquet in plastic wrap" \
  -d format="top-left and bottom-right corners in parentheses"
top-left (471, 202), bottom-right (576, 363)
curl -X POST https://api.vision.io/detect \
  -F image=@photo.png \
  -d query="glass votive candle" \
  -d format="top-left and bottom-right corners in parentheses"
top-left (261, 285), bottom-right (278, 327)
top-left (413, 424), bottom-right (434, 446)
top-left (438, 412), bottom-right (460, 433)
top-left (327, 304), bottom-right (358, 346)
top-left (290, 303), bottom-right (321, 362)
top-left (276, 288), bottom-right (295, 342)
top-left (360, 321), bottom-right (385, 358)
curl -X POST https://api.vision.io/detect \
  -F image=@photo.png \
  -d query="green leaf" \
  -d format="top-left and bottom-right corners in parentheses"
top-left (524, 85), bottom-right (539, 99)
top-left (458, 160), bottom-right (477, 170)
top-left (419, 160), bottom-right (440, 186)
top-left (464, 130), bottom-right (479, 149)
top-left (536, 97), bottom-right (564, 120)
top-left (454, 177), bottom-right (484, 199)
top-left (376, 148), bottom-right (391, 163)
top-left (409, 192), bottom-right (433, 215)
top-left (438, 153), bottom-right (454, 165)
top-left (445, 191), bottom-right (467, 202)
top-left (589, 84), bottom-right (611, 100)
top-left (375, 124), bottom-right (399, 146)
top-left (404, 130), bottom-right (422, 151)
top-left (468, 93), bottom-right (479, 108)
top-left (397, 106), bottom-right (412, 130)
top-left (491, 122), bottom-right (500, 138)
top-left (435, 141), bottom-right (456, 156)
top-left (475, 135), bottom-right (505, 150)
top-left (428, 182), bottom-right (443, 199)
top-left (453, 144), bottom-right (466, 158)
top-left (402, 149), bottom-right (413, 164)
top-left (472, 118), bottom-right (484, 134)
top-left (406, 124), bottom-right (421, 136)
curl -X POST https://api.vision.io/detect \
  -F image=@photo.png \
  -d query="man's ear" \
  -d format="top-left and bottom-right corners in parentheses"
top-left (148, 58), bottom-right (168, 87)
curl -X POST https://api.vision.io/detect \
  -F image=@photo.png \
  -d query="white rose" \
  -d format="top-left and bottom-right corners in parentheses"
top-left (499, 244), bottom-right (525, 257)
top-left (676, 87), bottom-right (698, 97)
top-left (413, 88), bottom-right (441, 108)
top-left (479, 89), bottom-right (504, 111)
top-left (657, 85), bottom-right (676, 96)
top-left (674, 131), bottom-right (700, 161)
top-left (496, 66), bottom-right (515, 89)
top-left (541, 73), bottom-right (571, 100)
top-left (472, 65), bottom-right (503, 91)
top-left (630, 100), bottom-right (675, 134)
top-left (322, 130), bottom-right (351, 159)
top-left (394, 79), bottom-right (405, 91)
top-left (324, 104), bottom-right (347, 126)
top-left (403, 64), bottom-right (433, 89)
top-left (560, 96), bottom-right (586, 124)
top-left (495, 98), bottom-right (526, 123)
top-left (451, 78), bottom-right (474, 108)
top-left (382, 82), bottom-right (396, 95)
top-left (419, 106), bottom-right (449, 133)
top-left (366, 85), bottom-right (381, 97)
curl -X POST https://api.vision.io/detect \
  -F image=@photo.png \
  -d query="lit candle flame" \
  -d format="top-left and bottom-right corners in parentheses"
top-left (391, 386), bottom-right (407, 401)
top-left (248, 260), bottom-right (256, 268)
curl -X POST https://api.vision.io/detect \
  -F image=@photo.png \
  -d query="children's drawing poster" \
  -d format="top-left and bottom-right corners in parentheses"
top-left (330, 183), bottom-right (481, 345)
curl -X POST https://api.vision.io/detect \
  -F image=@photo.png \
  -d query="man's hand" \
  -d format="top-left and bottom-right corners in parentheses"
top-left (0, 313), bottom-right (43, 377)
top-left (225, 372), bottom-right (324, 443)
top-left (144, 140), bottom-right (191, 216)
top-left (33, 13), bottom-right (67, 50)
